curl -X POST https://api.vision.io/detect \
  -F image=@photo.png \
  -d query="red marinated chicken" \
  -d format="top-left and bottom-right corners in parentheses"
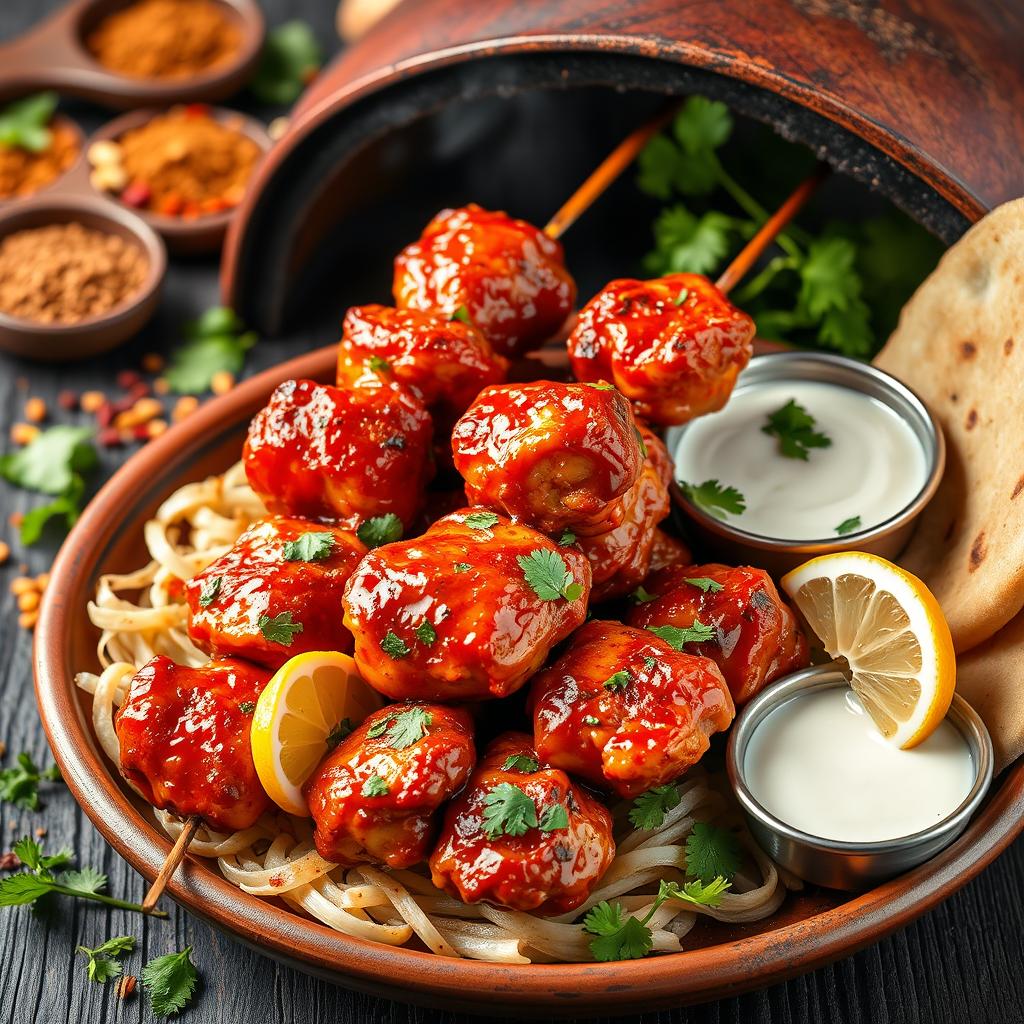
top-left (628, 563), bottom-right (809, 705)
top-left (647, 529), bottom-right (692, 574)
top-left (243, 378), bottom-right (433, 530)
top-left (529, 621), bottom-right (734, 798)
top-left (577, 426), bottom-right (671, 601)
top-left (336, 304), bottom-right (509, 429)
top-left (342, 509), bottom-right (590, 702)
top-left (429, 733), bottom-right (614, 915)
top-left (304, 704), bottom-right (475, 868)
top-left (115, 656), bottom-right (271, 832)
top-left (393, 205), bottom-right (576, 357)
top-left (568, 273), bottom-right (755, 425)
top-left (451, 381), bottom-right (644, 534)
top-left (186, 516), bottom-right (367, 670)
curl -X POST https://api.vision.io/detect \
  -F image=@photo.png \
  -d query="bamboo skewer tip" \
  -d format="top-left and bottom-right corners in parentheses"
top-left (142, 814), bottom-right (201, 914)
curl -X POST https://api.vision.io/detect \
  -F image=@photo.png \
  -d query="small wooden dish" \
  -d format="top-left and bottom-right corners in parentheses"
top-left (0, 0), bottom-right (265, 109)
top-left (33, 344), bottom-right (1024, 1015)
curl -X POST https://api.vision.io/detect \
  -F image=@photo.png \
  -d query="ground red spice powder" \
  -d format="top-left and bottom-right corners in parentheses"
top-left (0, 120), bottom-right (79, 199)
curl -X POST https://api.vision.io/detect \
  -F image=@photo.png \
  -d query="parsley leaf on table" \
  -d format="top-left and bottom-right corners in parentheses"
top-left (683, 577), bottom-right (724, 593)
top-left (685, 822), bottom-right (743, 883)
top-left (258, 611), bottom-right (303, 646)
top-left (517, 549), bottom-right (583, 602)
top-left (0, 753), bottom-right (62, 811)
top-left (628, 784), bottom-right (681, 830)
top-left (0, 92), bottom-right (57, 153)
top-left (283, 531), bottom-right (335, 562)
top-left (678, 479), bottom-right (746, 520)
top-left (481, 783), bottom-right (538, 839)
top-left (761, 399), bottom-right (832, 460)
top-left (165, 307), bottom-right (257, 394)
top-left (502, 754), bottom-right (539, 774)
top-left (646, 621), bottom-right (716, 651)
top-left (249, 21), bottom-right (322, 105)
top-left (142, 946), bottom-right (199, 1017)
top-left (835, 515), bottom-right (862, 536)
top-left (77, 935), bottom-right (135, 984)
top-left (357, 514), bottom-right (403, 548)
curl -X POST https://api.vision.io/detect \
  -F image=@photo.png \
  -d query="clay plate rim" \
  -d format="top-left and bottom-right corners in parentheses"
top-left (33, 345), bottom-right (1024, 1016)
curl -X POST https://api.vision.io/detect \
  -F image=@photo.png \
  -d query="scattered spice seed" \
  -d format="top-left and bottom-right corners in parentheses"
top-left (19, 610), bottom-right (39, 631)
top-left (10, 423), bottom-right (39, 446)
top-left (153, 377), bottom-right (170, 395)
top-left (0, 542), bottom-right (8, 566)
top-left (57, 390), bottom-right (79, 411)
top-left (210, 370), bottom-right (234, 394)
top-left (141, 352), bottom-right (164, 373)
top-left (80, 390), bottom-right (105, 413)
top-left (35, 573), bottom-right (49, 590)
top-left (116, 974), bottom-right (137, 999)
top-left (17, 591), bottom-right (39, 613)
top-left (10, 576), bottom-right (35, 596)
top-left (172, 395), bottom-right (199, 421)
top-left (24, 397), bottom-right (46, 423)
top-left (147, 418), bottom-right (168, 438)
top-left (0, 851), bottom-right (19, 871)
top-left (8, 513), bottom-right (24, 529)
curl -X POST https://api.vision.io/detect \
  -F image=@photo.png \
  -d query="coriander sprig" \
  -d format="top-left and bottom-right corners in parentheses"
top-left (77, 935), bottom-right (135, 984)
top-left (646, 621), bottom-right (716, 650)
top-left (142, 946), bottom-right (199, 1017)
top-left (517, 549), bottom-right (583, 602)
top-left (0, 752), bottom-right (62, 811)
top-left (678, 479), bottom-right (745, 520)
top-left (761, 399), bottom-right (832, 460)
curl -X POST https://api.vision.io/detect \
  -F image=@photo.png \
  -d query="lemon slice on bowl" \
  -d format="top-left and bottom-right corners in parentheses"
top-left (781, 551), bottom-right (956, 749)
top-left (251, 651), bottom-right (384, 816)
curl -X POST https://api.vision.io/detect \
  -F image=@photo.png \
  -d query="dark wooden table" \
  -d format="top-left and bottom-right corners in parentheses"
top-left (1, 1), bottom-right (1023, 1022)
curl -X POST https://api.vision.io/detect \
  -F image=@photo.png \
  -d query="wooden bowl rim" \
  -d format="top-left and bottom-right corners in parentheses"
top-left (34, 345), bottom-right (1024, 1014)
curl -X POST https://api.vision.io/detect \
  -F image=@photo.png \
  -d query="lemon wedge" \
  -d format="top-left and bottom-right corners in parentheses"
top-left (251, 651), bottom-right (384, 816)
top-left (781, 551), bottom-right (956, 749)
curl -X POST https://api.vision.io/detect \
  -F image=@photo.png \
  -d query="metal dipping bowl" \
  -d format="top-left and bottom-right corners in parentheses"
top-left (666, 352), bottom-right (946, 577)
top-left (726, 664), bottom-right (994, 890)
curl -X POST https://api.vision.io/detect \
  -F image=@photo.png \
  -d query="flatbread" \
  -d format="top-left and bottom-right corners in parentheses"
top-left (956, 609), bottom-right (1024, 773)
top-left (874, 198), bottom-right (1024, 653)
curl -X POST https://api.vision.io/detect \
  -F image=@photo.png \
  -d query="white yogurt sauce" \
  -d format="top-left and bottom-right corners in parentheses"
top-left (674, 379), bottom-right (928, 541)
top-left (744, 687), bottom-right (975, 843)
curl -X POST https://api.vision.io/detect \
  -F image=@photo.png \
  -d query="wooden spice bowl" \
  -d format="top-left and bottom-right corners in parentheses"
top-left (0, 194), bottom-right (166, 361)
top-left (86, 106), bottom-right (272, 253)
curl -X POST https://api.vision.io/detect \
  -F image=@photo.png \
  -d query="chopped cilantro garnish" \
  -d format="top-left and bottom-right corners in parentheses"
top-left (453, 562), bottom-right (471, 573)
top-left (465, 511), bottom-right (499, 531)
top-left (558, 530), bottom-right (576, 546)
top-left (628, 784), bottom-right (681, 829)
top-left (238, 701), bottom-right (256, 716)
top-left (502, 754), bottom-right (539, 774)
top-left (258, 612), bottom-right (303, 646)
top-left (357, 514), bottom-right (403, 549)
top-left (361, 775), bottom-right (390, 798)
top-left (673, 287), bottom-right (690, 306)
top-left (646, 620), bottom-right (716, 650)
top-left (685, 822), bottom-right (742, 883)
top-left (325, 718), bottom-right (353, 750)
top-left (198, 576), bottom-right (222, 607)
top-left (450, 306), bottom-right (473, 325)
top-left (836, 515), bottom-right (862, 536)
top-left (481, 783), bottom-right (538, 838)
top-left (380, 631), bottom-right (410, 658)
top-left (517, 549), bottom-right (583, 602)
top-left (539, 803), bottom-right (569, 832)
top-left (582, 715), bottom-right (600, 726)
top-left (679, 479), bottom-right (746, 520)
top-left (283, 531), bottom-right (334, 562)
top-left (603, 670), bottom-right (632, 691)
top-left (385, 707), bottom-right (433, 749)
top-left (367, 355), bottom-right (391, 373)
top-left (630, 585), bottom-right (658, 604)
top-left (762, 399), bottom-right (832, 460)
top-left (415, 620), bottom-right (437, 645)
top-left (683, 576), bottom-right (724, 593)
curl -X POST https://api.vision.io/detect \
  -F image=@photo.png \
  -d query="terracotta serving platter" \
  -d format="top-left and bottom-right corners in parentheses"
top-left (33, 344), bottom-right (1024, 1016)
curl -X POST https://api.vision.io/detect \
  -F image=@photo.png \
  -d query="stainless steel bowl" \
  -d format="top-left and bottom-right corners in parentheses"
top-left (726, 664), bottom-right (994, 890)
top-left (666, 352), bottom-right (946, 577)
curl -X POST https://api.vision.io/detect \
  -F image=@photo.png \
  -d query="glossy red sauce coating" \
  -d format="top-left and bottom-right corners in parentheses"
top-left (568, 273), bottom-right (755, 426)
top-left (529, 621), bottom-right (734, 798)
top-left (577, 426), bottom-right (671, 601)
top-left (628, 563), bottom-right (810, 705)
top-left (451, 380), bottom-right (644, 534)
top-left (429, 732), bottom-right (614, 916)
top-left (303, 703), bottom-right (476, 869)
top-left (647, 529), bottom-right (693, 574)
top-left (393, 205), bottom-right (576, 357)
top-left (243, 378), bottom-right (434, 530)
top-left (336, 304), bottom-right (509, 431)
top-left (186, 516), bottom-right (367, 670)
top-left (342, 509), bottom-right (591, 702)
top-left (115, 656), bottom-right (271, 832)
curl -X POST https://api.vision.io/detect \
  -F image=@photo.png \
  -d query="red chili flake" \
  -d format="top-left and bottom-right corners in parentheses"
top-left (116, 370), bottom-right (142, 390)
top-left (132, 424), bottom-right (150, 441)
top-left (98, 427), bottom-right (123, 448)
top-left (128, 380), bottom-right (150, 401)
top-left (95, 401), bottom-right (115, 428)
top-left (0, 852), bottom-right (20, 871)
top-left (120, 181), bottom-right (151, 208)
top-left (183, 103), bottom-right (211, 118)
top-left (57, 390), bottom-right (79, 411)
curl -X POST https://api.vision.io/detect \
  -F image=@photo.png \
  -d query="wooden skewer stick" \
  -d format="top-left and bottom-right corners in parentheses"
top-left (544, 104), bottom-right (679, 241)
top-left (142, 814), bottom-right (201, 915)
top-left (715, 161), bottom-right (831, 295)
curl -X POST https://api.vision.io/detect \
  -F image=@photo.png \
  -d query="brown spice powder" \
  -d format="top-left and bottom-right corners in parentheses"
top-left (86, 0), bottom-right (240, 80)
top-left (0, 120), bottom-right (80, 199)
top-left (0, 223), bottom-right (148, 325)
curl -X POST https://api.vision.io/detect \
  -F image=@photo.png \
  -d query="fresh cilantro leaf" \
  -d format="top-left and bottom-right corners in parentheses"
top-left (539, 803), bottom-right (569, 832)
top-left (603, 670), bottom-right (632, 691)
top-left (673, 287), bottom-right (690, 306)
top-left (502, 754), bottom-right (539, 774)
top-left (166, 308), bottom-right (256, 394)
top-left (380, 631), bottom-right (410, 658)
top-left (188, 306), bottom-right (244, 337)
top-left (357, 514), bottom-right (403, 549)
top-left (799, 236), bottom-right (859, 319)
top-left (584, 381), bottom-right (616, 391)
top-left (77, 935), bottom-right (135, 984)
top-left (818, 298), bottom-right (874, 358)
top-left (414, 620), bottom-right (437, 646)
top-left (645, 205), bottom-right (736, 276)
top-left (198, 576), bottom-right (222, 607)
top-left (0, 425), bottom-right (97, 497)
top-left (659, 875), bottom-right (731, 907)
top-left (0, 752), bottom-right (63, 811)
top-left (385, 708), bottom-right (433, 749)
top-left (0, 873), bottom-right (54, 906)
top-left (238, 701), bottom-right (256, 716)
top-left (11, 837), bottom-right (71, 874)
top-left (761, 399), bottom-right (832, 461)
top-left (58, 867), bottom-right (107, 895)
top-left (452, 562), bottom-right (471, 573)
top-left (628, 784), bottom-right (681, 829)
top-left (673, 96), bottom-right (733, 155)
top-left (835, 515), bottom-right (862, 536)
top-left (361, 775), bottom-right (390, 798)
top-left (481, 783), bottom-right (538, 839)
top-left (142, 946), bottom-right (199, 1017)
top-left (18, 481), bottom-right (86, 545)
top-left (367, 355), bottom-right (391, 373)
top-left (283, 531), bottom-right (334, 561)
top-left (636, 134), bottom-right (682, 200)
top-left (646, 620), bottom-right (716, 650)
top-left (517, 549), bottom-right (583, 602)
top-left (325, 718), bottom-right (353, 750)
top-left (678, 479), bottom-right (746, 519)
top-left (582, 715), bottom-right (600, 726)
top-left (643, 656), bottom-right (658, 670)
top-left (683, 577), bottom-right (724, 593)
top-left (258, 612), bottom-right (303, 646)
top-left (465, 511), bottom-right (499, 531)
top-left (450, 305), bottom-right (472, 325)
top-left (558, 530), bottom-right (576, 546)
top-left (583, 901), bottom-right (653, 962)
top-left (249, 20), bottom-right (321, 104)
top-left (630, 585), bottom-right (658, 604)
top-left (366, 715), bottom-right (392, 739)
top-left (685, 822), bottom-right (742, 883)
top-left (0, 92), bottom-right (57, 153)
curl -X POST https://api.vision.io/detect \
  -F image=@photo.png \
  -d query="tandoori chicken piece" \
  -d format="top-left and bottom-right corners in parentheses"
top-left (336, 304), bottom-right (509, 430)
top-left (243, 378), bottom-right (433, 530)
top-left (568, 272), bottom-right (755, 426)
top-left (393, 204), bottom-right (576, 357)
top-left (342, 509), bottom-right (590, 702)
top-left (647, 529), bottom-right (692, 574)
top-left (303, 703), bottom-right (476, 868)
top-left (451, 380), bottom-right (644, 534)
top-left (628, 563), bottom-right (809, 705)
top-left (115, 655), bottom-right (271, 832)
top-left (529, 621), bottom-right (734, 798)
top-left (577, 426), bottom-right (671, 601)
top-left (429, 732), bottom-right (614, 916)
top-left (186, 516), bottom-right (367, 670)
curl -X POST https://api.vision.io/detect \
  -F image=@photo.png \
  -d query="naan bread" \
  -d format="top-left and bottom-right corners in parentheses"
top-left (874, 198), bottom-right (1024, 653)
